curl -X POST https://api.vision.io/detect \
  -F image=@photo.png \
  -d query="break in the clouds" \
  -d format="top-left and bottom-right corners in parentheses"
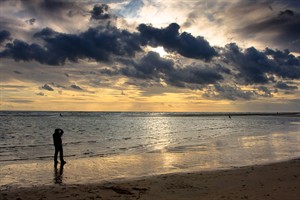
top-left (0, 0), bottom-right (299, 111)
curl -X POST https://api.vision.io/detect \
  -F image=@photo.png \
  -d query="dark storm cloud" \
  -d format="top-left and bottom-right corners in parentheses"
top-left (166, 65), bottom-right (223, 88)
top-left (274, 81), bottom-right (298, 90)
top-left (264, 48), bottom-right (300, 79)
top-left (120, 51), bottom-right (174, 80)
top-left (137, 23), bottom-right (217, 61)
top-left (106, 51), bottom-right (223, 88)
top-left (90, 4), bottom-right (111, 20)
top-left (0, 29), bottom-right (10, 44)
top-left (223, 43), bottom-right (300, 84)
top-left (0, 26), bottom-right (142, 65)
top-left (214, 64), bottom-right (231, 75)
top-left (223, 43), bottom-right (273, 84)
top-left (0, 40), bottom-right (46, 63)
top-left (0, 22), bottom-right (218, 65)
top-left (33, 27), bottom-right (58, 38)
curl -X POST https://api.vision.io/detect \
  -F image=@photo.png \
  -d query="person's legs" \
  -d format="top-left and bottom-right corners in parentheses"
top-left (59, 147), bottom-right (66, 164)
top-left (54, 148), bottom-right (59, 164)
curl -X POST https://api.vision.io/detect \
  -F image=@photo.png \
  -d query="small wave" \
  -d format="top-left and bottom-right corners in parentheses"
top-left (166, 144), bottom-right (209, 153)
top-left (36, 155), bottom-right (53, 159)
top-left (290, 122), bottom-right (300, 125)
top-left (0, 143), bottom-right (52, 149)
top-left (0, 158), bottom-right (29, 162)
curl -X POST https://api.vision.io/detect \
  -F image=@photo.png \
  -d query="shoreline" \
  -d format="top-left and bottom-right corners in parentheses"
top-left (1, 158), bottom-right (300, 200)
top-left (1, 110), bottom-right (300, 116)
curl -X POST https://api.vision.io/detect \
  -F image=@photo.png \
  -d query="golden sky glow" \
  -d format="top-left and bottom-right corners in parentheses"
top-left (0, 0), bottom-right (299, 112)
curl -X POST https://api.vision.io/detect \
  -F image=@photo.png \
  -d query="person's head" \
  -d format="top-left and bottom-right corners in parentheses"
top-left (55, 128), bottom-right (63, 136)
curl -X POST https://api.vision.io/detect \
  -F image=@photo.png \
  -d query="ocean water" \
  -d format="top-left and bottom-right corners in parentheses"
top-left (0, 111), bottom-right (299, 187)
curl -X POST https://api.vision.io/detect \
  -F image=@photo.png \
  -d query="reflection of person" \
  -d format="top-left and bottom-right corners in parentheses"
top-left (54, 163), bottom-right (64, 184)
top-left (53, 128), bottom-right (66, 165)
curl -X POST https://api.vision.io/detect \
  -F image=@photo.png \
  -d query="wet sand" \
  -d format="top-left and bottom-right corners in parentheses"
top-left (1, 158), bottom-right (299, 200)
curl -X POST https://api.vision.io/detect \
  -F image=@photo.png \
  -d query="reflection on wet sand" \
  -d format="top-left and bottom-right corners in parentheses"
top-left (54, 164), bottom-right (64, 184)
top-left (0, 130), bottom-right (299, 188)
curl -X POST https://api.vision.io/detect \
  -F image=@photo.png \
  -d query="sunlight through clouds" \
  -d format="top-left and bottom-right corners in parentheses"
top-left (0, 0), bottom-right (299, 111)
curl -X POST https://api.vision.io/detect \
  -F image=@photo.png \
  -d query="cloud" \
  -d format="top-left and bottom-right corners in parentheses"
top-left (239, 10), bottom-right (300, 50)
top-left (0, 29), bottom-right (10, 44)
top-left (279, 9), bottom-right (294, 17)
top-left (19, 0), bottom-right (84, 20)
top-left (70, 84), bottom-right (83, 90)
top-left (231, 1), bottom-right (300, 52)
top-left (50, 82), bottom-right (65, 89)
top-left (203, 84), bottom-right (255, 101)
top-left (0, 22), bottom-right (218, 65)
top-left (90, 4), bottom-right (111, 20)
top-left (13, 70), bottom-right (22, 74)
top-left (106, 51), bottom-right (223, 88)
top-left (223, 43), bottom-right (273, 84)
top-left (120, 51), bottom-right (174, 80)
top-left (25, 18), bottom-right (36, 25)
top-left (223, 43), bottom-right (300, 84)
top-left (137, 23), bottom-right (217, 61)
top-left (166, 65), bottom-right (223, 88)
top-left (264, 48), bottom-right (300, 79)
top-left (8, 99), bottom-right (34, 103)
top-left (274, 81), bottom-right (298, 90)
top-left (0, 26), bottom-right (142, 65)
top-left (256, 86), bottom-right (274, 97)
top-left (36, 92), bottom-right (45, 96)
top-left (41, 84), bottom-right (54, 91)
top-left (0, 1), bottom-right (299, 106)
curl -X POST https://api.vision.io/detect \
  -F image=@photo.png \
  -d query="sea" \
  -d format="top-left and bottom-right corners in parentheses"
top-left (0, 111), bottom-right (299, 187)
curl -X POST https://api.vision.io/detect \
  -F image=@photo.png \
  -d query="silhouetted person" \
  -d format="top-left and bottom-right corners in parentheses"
top-left (228, 115), bottom-right (231, 119)
top-left (53, 128), bottom-right (66, 166)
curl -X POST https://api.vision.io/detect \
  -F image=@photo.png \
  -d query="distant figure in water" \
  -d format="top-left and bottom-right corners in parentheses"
top-left (228, 115), bottom-right (231, 119)
top-left (53, 128), bottom-right (66, 166)
top-left (59, 113), bottom-right (63, 117)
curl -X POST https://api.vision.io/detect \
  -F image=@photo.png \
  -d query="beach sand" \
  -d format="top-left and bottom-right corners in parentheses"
top-left (1, 158), bottom-right (300, 200)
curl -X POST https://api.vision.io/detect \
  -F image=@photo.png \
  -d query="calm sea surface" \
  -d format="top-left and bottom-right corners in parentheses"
top-left (0, 111), bottom-right (299, 187)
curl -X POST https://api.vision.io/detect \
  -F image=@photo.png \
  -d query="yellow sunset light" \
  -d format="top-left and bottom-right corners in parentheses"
top-left (150, 46), bottom-right (168, 57)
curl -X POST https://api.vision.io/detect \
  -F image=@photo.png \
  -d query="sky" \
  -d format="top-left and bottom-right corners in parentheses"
top-left (0, 0), bottom-right (299, 112)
